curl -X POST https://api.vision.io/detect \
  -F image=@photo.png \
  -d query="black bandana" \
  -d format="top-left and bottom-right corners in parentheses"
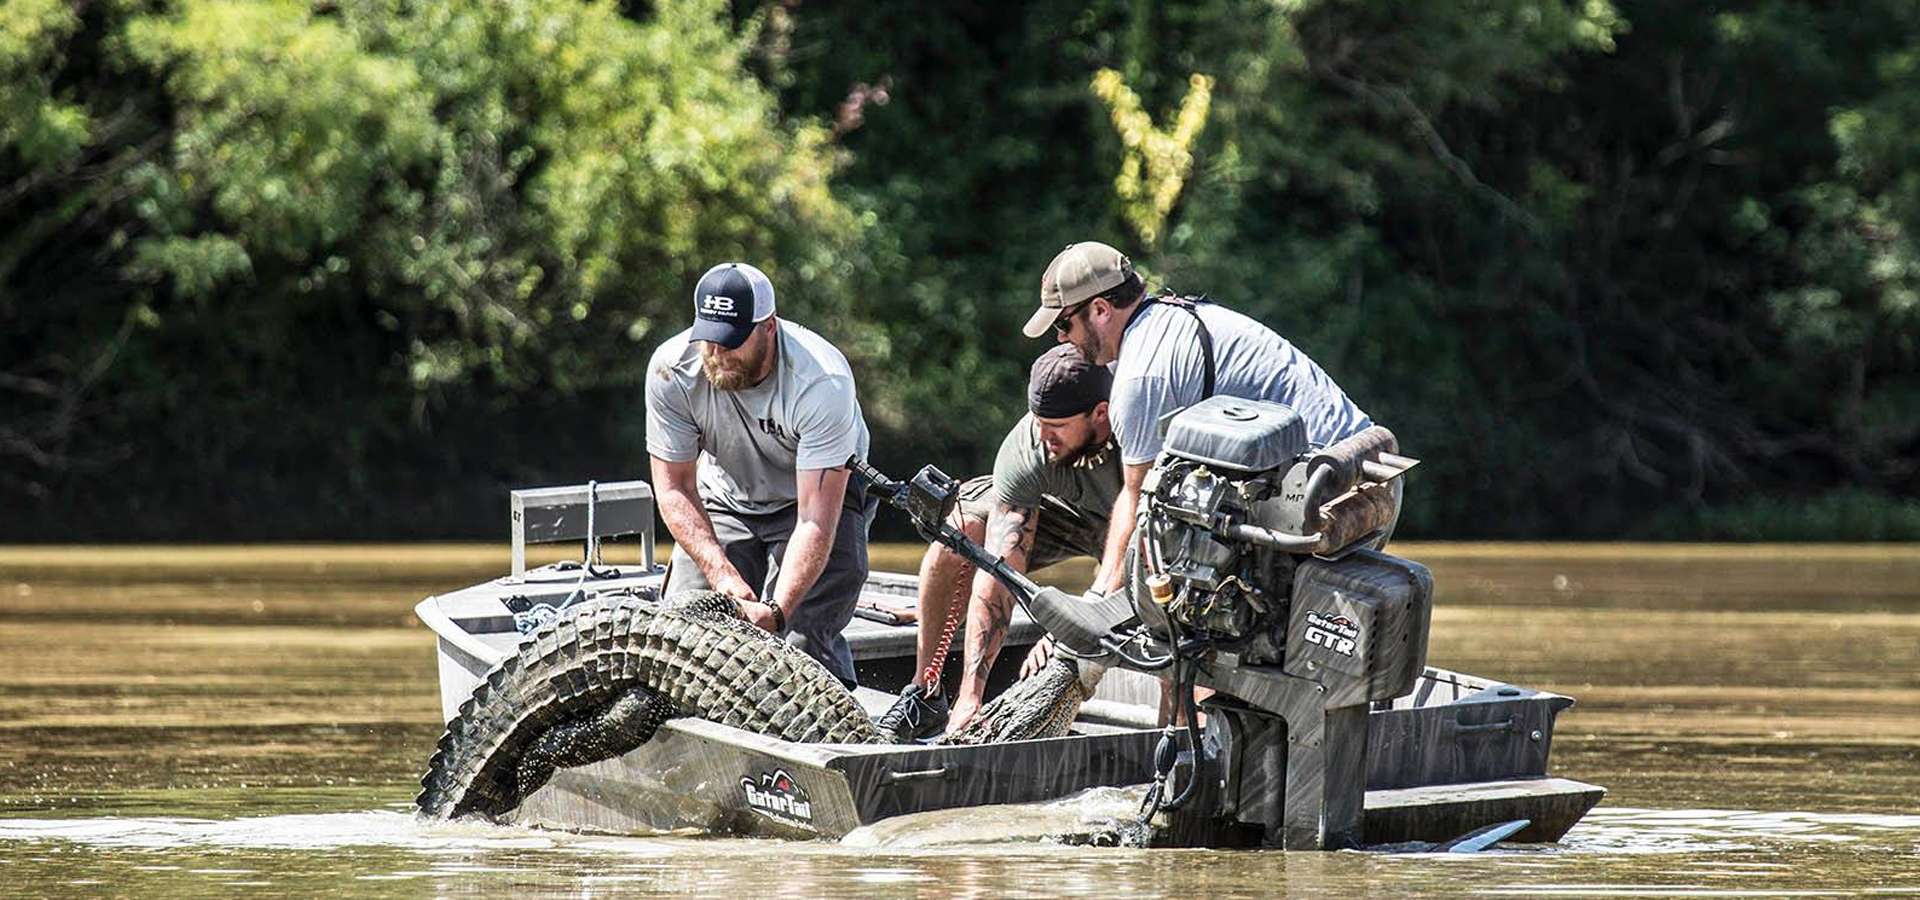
top-left (1028, 344), bottom-right (1111, 418)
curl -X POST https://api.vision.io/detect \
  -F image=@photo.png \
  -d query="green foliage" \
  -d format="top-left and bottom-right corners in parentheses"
top-left (1649, 489), bottom-right (1920, 542)
top-left (785, 0), bottom-right (1916, 539)
top-left (0, 0), bottom-right (92, 165)
top-left (1, 0), bottom-right (864, 528)
top-left (125, 0), bottom-right (438, 258)
top-left (4, 0), bottom-right (1919, 540)
top-left (111, 0), bottom-right (862, 393)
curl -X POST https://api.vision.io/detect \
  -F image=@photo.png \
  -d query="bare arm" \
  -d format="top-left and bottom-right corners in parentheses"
top-left (768, 465), bottom-right (851, 628)
top-left (1090, 461), bottom-right (1152, 594)
top-left (957, 501), bottom-right (1038, 705)
top-left (650, 455), bottom-right (755, 601)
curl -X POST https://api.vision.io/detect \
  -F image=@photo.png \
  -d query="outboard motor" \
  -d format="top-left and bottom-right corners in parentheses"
top-left (853, 401), bottom-right (1433, 850)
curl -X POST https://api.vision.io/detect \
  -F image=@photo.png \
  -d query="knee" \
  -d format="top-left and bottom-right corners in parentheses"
top-left (945, 506), bottom-right (986, 539)
top-left (925, 528), bottom-right (977, 570)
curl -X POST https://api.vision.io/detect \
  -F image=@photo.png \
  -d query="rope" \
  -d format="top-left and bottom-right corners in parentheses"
top-left (919, 560), bottom-right (972, 688)
top-left (556, 479), bottom-right (598, 612)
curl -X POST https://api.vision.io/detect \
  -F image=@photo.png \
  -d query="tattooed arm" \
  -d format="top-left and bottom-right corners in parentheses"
top-left (950, 500), bottom-right (1040, 725)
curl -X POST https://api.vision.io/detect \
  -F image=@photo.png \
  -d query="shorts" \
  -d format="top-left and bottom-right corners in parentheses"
top-left (954, 474), bottom-right (1106, 571)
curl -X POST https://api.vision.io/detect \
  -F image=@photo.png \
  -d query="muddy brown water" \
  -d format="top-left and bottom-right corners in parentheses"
top-left (1, 543), bottom-right (1916, 896)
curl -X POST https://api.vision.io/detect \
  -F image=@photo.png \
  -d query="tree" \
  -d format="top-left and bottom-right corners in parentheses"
top-left (2, 0), bottom-right (869, 535)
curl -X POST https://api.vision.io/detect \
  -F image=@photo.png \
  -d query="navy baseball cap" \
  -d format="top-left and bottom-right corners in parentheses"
top-left (690, 262), bottom-right (776, 349)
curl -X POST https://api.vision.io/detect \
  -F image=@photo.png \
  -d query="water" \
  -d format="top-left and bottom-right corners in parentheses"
top-left (3, 543), bottom-right (1918, 895)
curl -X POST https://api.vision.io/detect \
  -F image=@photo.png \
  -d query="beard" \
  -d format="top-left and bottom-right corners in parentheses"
top-left (700, 338), bottom-right (772, 391)
top-left (1046, 432), bottom-right (1107, 467)
top-left (702, 353), bottom-right (754, 390)
top-left (1069, 327), bottom-right (1107, 367)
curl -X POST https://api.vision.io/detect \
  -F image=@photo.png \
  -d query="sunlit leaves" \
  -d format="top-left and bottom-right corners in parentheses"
top-left (0, 0), bottom-right (93, 165)
top-left (127, 234), bottom-right (252, 299)
top-left (101, 0), bottom-right (859, 395)
top-left (125, 0), bottom-right (437, 258)
top-left (1092, 69), bottom-right (1214, 247)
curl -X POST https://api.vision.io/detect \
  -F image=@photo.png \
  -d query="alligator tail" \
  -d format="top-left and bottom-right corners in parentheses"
top-left (415, 592), bottom-right (880, 821)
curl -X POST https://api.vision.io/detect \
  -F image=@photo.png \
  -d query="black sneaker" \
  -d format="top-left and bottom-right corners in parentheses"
top-left (875, 683), bottom-right (949, 743)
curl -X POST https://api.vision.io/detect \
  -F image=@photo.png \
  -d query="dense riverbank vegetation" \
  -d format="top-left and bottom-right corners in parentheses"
top-left (5, 0), bottom-right (1917, 540)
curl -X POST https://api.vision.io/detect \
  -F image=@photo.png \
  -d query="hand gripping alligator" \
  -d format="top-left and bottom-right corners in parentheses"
top-left (853, 395), bottom-right (1428, 850)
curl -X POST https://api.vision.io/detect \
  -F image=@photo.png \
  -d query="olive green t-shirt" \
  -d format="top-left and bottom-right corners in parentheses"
top-left (991, 413), bottom-right (1123, 544)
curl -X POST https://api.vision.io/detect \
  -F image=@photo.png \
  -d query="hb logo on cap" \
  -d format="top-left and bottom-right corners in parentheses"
top-left (691, 263), bottom-right (776, 349)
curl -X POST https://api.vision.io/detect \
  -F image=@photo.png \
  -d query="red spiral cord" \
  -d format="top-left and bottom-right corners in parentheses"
top-left (919, 561), bottom-right (973, 689)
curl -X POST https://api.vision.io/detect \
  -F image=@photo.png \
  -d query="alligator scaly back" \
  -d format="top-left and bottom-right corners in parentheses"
top-left (939, 655), bottom-right (1104, 746)
top-left (415, 591), bottom-right (880, 820)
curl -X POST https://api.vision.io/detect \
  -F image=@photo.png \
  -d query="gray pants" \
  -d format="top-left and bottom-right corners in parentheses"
top-left (663, 499), bottom-right (876, 686)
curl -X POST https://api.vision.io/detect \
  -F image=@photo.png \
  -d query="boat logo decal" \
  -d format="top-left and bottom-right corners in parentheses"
top-left (741, 768), bottom-right (815, 828)
top-left (503, 594), bottom-right (565, 634)
top-left (1303, 611), bottom-right (1360, 657)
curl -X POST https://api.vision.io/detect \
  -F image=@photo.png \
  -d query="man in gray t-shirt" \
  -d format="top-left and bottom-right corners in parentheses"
top-left (874, 345), bottom-right (1122, 741)
top-left (645, 262), bottom-right (873, 685)
top-left (1021, 241), bottom-right (1375, 598)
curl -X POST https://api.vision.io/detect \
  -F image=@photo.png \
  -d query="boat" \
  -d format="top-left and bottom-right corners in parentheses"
top-left (415, 479), bottom-right (1605, 846)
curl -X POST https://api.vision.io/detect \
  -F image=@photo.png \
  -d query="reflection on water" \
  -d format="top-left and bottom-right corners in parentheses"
top-left (2, 543), bottom-right (1918, 896)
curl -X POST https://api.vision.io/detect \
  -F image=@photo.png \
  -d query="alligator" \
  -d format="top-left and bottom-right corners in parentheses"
top-left (940, 651), bottom-right (1104, 746)
top-left (415, 591), bottom-right (879, 819)
top-left (415, 590), bottom-right (1091, 821)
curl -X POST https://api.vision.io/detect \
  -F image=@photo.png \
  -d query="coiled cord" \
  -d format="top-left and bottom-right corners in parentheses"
top-left (919, 560), bottom-right (972, 688)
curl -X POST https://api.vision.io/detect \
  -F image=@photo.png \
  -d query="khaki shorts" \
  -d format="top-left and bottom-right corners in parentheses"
top-left (954, 474), bottom-right (1106, 571)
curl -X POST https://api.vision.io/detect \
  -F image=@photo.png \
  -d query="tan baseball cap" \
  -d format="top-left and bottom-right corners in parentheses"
top-left (1022, 241), bottom-right (1133, 338)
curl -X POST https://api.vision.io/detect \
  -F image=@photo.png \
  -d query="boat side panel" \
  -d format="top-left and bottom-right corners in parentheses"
top-left (511, 719), bottom-right (863, 839)
top-left (1363, 777), bottom-right (1607, 844)
top-left (832, 730), bottom-right (1162, 825)
top-left (1366, 696), bottom-right (1567, 790)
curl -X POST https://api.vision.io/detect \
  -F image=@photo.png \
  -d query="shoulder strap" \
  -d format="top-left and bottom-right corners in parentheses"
top-left (1150, 294), bottom-right (1215, 399)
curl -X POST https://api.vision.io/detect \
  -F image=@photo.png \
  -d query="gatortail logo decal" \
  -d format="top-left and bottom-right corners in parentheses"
top-left (741, 768), bottom-right (815, 828)
top-left (1303, 611), bottom-right (1360, 657)
top-left (503, 594), bottom-right (566, 635)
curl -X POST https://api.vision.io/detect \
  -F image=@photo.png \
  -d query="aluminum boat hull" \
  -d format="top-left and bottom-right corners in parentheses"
top-left (416, 563), bottom-right (1603, 843)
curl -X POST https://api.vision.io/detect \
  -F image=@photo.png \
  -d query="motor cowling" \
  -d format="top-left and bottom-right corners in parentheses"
top-left (1134, 397), bottom-right (1418, 668)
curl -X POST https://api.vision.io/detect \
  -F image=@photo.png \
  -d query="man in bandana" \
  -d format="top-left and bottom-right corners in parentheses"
top-left (876, 344), bottom-right (1122, 741)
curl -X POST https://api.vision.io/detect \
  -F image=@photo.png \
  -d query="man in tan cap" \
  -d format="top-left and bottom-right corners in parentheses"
top-left (1024, 241), bottom-right (1374, 600)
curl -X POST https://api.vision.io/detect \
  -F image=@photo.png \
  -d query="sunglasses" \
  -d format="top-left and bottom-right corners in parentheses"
top-left (1051, 301), bottom-right (1090, 335)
